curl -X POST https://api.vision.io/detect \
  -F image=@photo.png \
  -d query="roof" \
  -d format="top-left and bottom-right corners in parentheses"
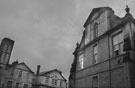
top-left (10, 62), bottom-right (34, 73)
top-left (83, 6), bottom-right (113, 27)
top-left (39, 69), bottom-right (67, 81)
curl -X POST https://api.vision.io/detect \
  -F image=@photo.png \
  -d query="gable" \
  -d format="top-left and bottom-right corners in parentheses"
top-left (78, 7), bottom-right (114, 50)
top-left (41, 70), bottom-right (66, 81)
top-left (84, 7), bottom-right (112, 27)
top-left (15, 63), bottom-right (33, 73)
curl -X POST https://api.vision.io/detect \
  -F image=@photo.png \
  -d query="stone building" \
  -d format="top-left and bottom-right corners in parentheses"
top-left (32, 66), bottom-right (67, 88)
top-left (0, 38), bottom-right (14, 88)
top-left (69, 6), bottom-right (135, 88)
top-left (0, 38), bottom-right (34, 88)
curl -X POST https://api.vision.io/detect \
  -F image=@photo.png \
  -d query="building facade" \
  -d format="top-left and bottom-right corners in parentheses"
top-left (0, 38), bottom-right (34, 88)
top-left (4, 61), bottom-right (35, 88)
top-left (69, 6), bottom-right (135, 88)
top-left (0, 38), bottom-right (15, 88)
top-left (33, 67), bottom-right (67, 88)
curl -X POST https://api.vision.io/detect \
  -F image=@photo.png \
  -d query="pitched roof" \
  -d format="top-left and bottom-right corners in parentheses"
top-left (11, 62), bottom-right (34, 73)
top-left (39, 69), bottom-right (67, 81)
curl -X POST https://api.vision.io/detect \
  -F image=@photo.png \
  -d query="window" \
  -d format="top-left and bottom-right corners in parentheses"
top-left (26, 73), bottom-right (29, 80)
top-left (46, 77), bottom-right (49, 83)
top-left (113, 33), bottom-right (123, 56)
top-left (60, 80), bottom-right (62, 86)
top-left (10, 69), bottom-right (14, 77)
top-left (0, 53), bottom-right (5, 62)
top-left (3, 44), bottom-right (8, 52)
top-left (91, 29), bottom-right (94, 41)
top-left (32, 79), bottom-right (36, 83)
top-left (15, 83), bottom-right (20, 88)
top-left (92, 76), bottom-right (98, 88)
top-left (7, 46), bottom-right (11, 54)
top-left (54, 79), bottom-right (57, 85)
top-left (18, 71), bottom-right (22, 78)
top-left (93, 45), bottom-right (98, 64)
top-left (93, 23), bottom-right (98, 39)
top-left (23, 84), bottom-right (28, 88)
top-left (6, 81), bottom-right (13, 88)
top-left (90, 22), bottom-right (98, 41)
top-left (52, 76), bottom-right (57, 86)
top-left (78, 54), bottom-right (84, 69)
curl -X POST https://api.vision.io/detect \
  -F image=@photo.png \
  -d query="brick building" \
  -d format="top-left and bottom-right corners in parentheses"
top-left (69, 6), bottom-right (135, 88)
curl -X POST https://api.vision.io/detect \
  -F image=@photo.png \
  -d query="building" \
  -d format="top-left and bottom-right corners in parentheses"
top-left (32, 66), bottom-right (67, 88)
top-left (4, 61), bottom-right (35, 88)
top-left (0, 38), bottom-right (14, 88)
top-left (69, 6), bottom-right (135, 88)
top-left (0, 38), bottom-right (34, 88)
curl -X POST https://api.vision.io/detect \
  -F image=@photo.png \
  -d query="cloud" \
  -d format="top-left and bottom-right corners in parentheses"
top-left (0, 0), bottom-right (135, 78)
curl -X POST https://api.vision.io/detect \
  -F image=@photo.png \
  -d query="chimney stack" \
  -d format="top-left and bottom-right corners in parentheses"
top-left (36, 65), bottom-right (41, 76)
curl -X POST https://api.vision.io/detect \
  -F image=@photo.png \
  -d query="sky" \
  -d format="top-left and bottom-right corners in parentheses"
top-left (0, 0), bottom-right (135, 79)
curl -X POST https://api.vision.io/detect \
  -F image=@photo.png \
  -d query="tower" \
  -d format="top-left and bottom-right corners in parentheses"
top-left (0, 38), bottom-right (14, 65)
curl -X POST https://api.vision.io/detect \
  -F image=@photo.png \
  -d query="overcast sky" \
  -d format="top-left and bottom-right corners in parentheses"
top-left (0, 0), bottom-right (135, 78)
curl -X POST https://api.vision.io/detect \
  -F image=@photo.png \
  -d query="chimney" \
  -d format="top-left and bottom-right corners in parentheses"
top-left (36, 65), bottom-right (41, 76)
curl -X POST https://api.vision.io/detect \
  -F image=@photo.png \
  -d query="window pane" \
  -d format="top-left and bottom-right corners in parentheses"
top-left (10, 69), bottom-right (14, 77)
top-left (18, 71), bottom-right (22, 78)
top-left (120, 42), bottom-right (124, 54)
top-left (6, 81), bottom-right (12, 88)
top-left (15, 83), bottom-right (20, 88)
top-left (23, 84), bottom-right (28, 88)
top-left (113, 33), bottom-right (123, 45)
top-left (79, 54), bottom-right (84, 69)
top-left (3, 44), bottom-right (8, 52)
top-left (94, 54), bottom-right (98, 64)
top-left (92, 76), bottom-right (98, 88)
top-left (94, 45), bottom-right (98, 54)
top-left (114, 45), bottom-right (119, 51)
top-left (113, 36), bottom-right (119, 45)
top-left (1, 53), bottom-right (5, 62)
top-left (91, 30), bottom-right (93, 41)
top-left (113, 33), bottom-right (124, 56)
top-left (7, 46), bottom-right (11, 53)
top-left (118, 33), bottom-right (123, 43)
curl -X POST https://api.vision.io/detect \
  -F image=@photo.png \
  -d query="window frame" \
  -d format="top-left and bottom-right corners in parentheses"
top-left (45, 76), bottom-right (49, 83)
top-left (93, 22), bottom-right (98, 39)
top-left (78, 54), bottom-right (84, 70)
top-left (112, 32), bottom-right (124, 57)
top-left (15, 82), bottom-right (20, 88)
top-left (6, 81), bottom-right (13, 88)
top-left (52, 75), bottom-right (57, 86)
top-left (23, 84), bottom-right (28, 88)
top-left (18, 70), bottom-right (22, 78)
top-left (93, 44), bottom-right (98, 64)
top-left (92, 76), bottom-right (98, 88)
top-left (10, 69), bottom-right (14, 77)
